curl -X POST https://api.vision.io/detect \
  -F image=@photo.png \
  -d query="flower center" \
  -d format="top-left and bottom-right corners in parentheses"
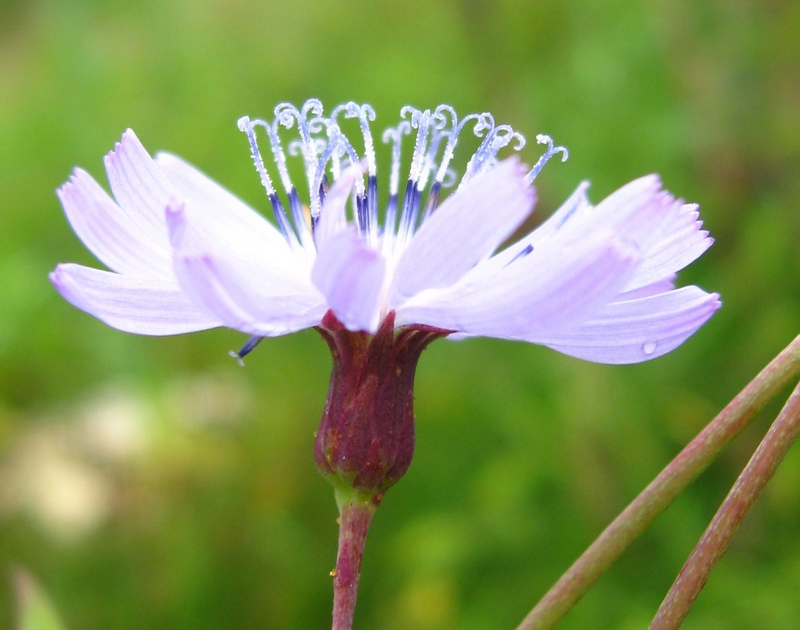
top-left (231, 99), bottom-right (568, 363)
top-left (237, 99), bottom-right (567, 256)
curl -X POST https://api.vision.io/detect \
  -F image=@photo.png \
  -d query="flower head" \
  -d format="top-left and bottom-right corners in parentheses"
top-left (50, 98), bottom-right (720, 366)
top-left (49, 101), bottom-right (721, 630)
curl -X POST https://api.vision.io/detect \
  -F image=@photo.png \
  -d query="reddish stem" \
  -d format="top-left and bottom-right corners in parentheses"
top-left (332, 499), bottom-right (375, 630)
top-left (516, 334), bottom-right (800, 630)
top-left (650, 380), bottom-right (800, 628)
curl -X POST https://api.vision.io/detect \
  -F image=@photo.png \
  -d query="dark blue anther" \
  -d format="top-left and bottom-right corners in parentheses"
top-left (384, 193), bottom-right (398, 235)
top-left (397, 179), bottom-right (422, 239)
top-left (317, 174), bottom-right (329, 208)
top-left (356, 193), bottom-right (369, 234)
top-left (367, 175), bottom-right (378, 237)
top-left (288, 188), bottom-right (310, 240)
top-left (555, 195), bottom-right (583, 230)
top-left (231, 335), bottom-right (265, 365)
top-left (506, 243), bottom-right (534, 267)
top-left (268, 193), bottom-right (300, 248)
top-left (420, 180), bottom-right (442, 222)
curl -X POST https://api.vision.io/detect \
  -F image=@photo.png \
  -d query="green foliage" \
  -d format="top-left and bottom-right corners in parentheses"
top-left (1, 0), bottom-right (799, 628)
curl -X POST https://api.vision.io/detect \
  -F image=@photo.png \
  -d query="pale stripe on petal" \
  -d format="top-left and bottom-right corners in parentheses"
top-left (155, 152), bottom-right (294, 259)
top-left (171, 254), bottom-right (326, 337)
top-left (617, 275), bottom-right (676, 301)
top-left (479, 181), bottom-right (592, 275)
top-left (569, 176), bottom-right (678, 251)
top-left (396, 231), bottom-right (641, 340)
top-left (540, 286), bottom-right (722, 364)
top-left (58, 169), bottom-right (173, 279)
top-left (168, 203), bottom-right (326, 336)
top-left (389, 158), bottom-right (535, 306)
top-left (166, 199), bottom-right (316, 296)
top-left (103, 130), bottom-right (174, 249)
top-left (49, 264), bottom-right (219, 335)
top-left (624, 203), bottom-right (713, 291)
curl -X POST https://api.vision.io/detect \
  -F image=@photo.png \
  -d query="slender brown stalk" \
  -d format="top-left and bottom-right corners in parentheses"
top-left (649, 379), bottom-right (800, 628)
top-left (332, 497), bottom-right (376, 630)
top-left (516, 334), bottom-right (800, 630)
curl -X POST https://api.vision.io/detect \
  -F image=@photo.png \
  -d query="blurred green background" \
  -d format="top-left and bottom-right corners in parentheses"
top-left (1, 0), bottom-right (799, 628)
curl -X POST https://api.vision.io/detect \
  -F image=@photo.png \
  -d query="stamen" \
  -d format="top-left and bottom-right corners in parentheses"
top-left (331, 102), bottom-right (377, 177)
top-left (237, 116), bottom-right (276, 196)
top-left (462, 120), bottom-right (526, 186)
top-left (418, 107), bottom-right (492, 221)
top-left (395, 179), bottom-right (422, 251)
top-left (394, 107), bottom-right (435, 248)
top-left (240, 111), bottom-right (319, 251)
top-left (229, 335), bottom-right (264, 366)
top-left (267, 193), bottom-right (300, 249)
top-left (241, 101), bottom-right (568, 267)
top-left (366, 175), bottom-right (379, 244)
top-left (310, 130), bottom-right (363, 222)
top-left (460, 113), bottom-right (495, 185)
top-left (326, 104), bottom-right (378, 238)
top-left (312, 173), bottom-right (331, 234)
top-left (431, 107), bottom-right (488, 185)
top-left (420, 180), bottom-right (442, 221)
top-left (416, 126), bottom-right (448, 193)
top-left (356, 192), bottom-right (369, 237)
top-left (237, 116), bottom-right (300, 249)
top-left (312, 137), bottom-right (344, 220)
top-left (269, 107), bottom-right (321, 252)
top-left (401, 107), bottom-right (434, 184)
top-left (381, 194), bottom-right (399, 259)
top-left (554, 181), bottom-right (590, 230)
top-left (275, 100), bottom-right (325, 190)
top-left (505, 243), bottom-right (534, 266)
top-left (380, 122), bottom-right (410, 256)
top-left (415, 113), bottom-right (452, 220)
top-left (382, 123), bottom-right (410, 198)
top-left (260, 118), bottom-right (294, 196)
top-left (268, 101), bottom-right (329, 249)
top-left (287, 188), bottom-right (313, 247)
top-left (525, 134), bottom-right (568, 184)
top-left (262, 116), bottom-right (313, 250)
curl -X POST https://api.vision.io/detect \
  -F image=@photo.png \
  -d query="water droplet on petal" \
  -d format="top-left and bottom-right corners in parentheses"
top-left (642, 341), bottom-right (657, 355)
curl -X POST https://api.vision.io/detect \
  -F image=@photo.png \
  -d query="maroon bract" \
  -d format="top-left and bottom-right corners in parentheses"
top-left (314, 310), bottom-right (448, 502)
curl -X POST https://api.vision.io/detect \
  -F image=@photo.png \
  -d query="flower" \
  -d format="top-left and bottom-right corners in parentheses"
top-left (50, 99), bottom-right (719, 367)
top-left (49, 100), bottom-right (722, 630)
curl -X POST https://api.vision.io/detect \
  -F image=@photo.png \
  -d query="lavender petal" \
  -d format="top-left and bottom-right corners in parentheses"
top-left (49, 264), bottom-right (219, 335)
top-left (540, 286), bottom-right (722, 364)
top-left (156, 152), bottom-right (292, 254)
top-left (396, 231), bottom-right (641, 339)
top-left (168, 203), bottom-right (326, 336)
top-left (103, 129), bottom-right (174, 248)
top-left (58, 168), bottom-right (172, 279)
top-left (311, 228), bottom-right (387, 333)
top-left (389, 158), bottom-right (535, 306)
top-left (624, 203), bottom-right (714, 291)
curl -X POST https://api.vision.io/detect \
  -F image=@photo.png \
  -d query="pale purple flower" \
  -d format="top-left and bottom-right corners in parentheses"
top-left (50, 99), bottom-right (719, 364)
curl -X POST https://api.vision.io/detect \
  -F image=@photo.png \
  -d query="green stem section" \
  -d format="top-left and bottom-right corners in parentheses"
top-left (649, 379), bottom-right (800, 628)
top-left (332, 489), bottom-right (377, 630)
top-left (516, 334), bottom-right (800, 630)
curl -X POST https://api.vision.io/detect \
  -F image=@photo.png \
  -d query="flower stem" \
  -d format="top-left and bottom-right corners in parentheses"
top-left (649, 379), bottom-right (800, 628)
top-left (332, 490), bottom-right (377, 630)
top-left (516, 334), bottom-right (800, 630)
